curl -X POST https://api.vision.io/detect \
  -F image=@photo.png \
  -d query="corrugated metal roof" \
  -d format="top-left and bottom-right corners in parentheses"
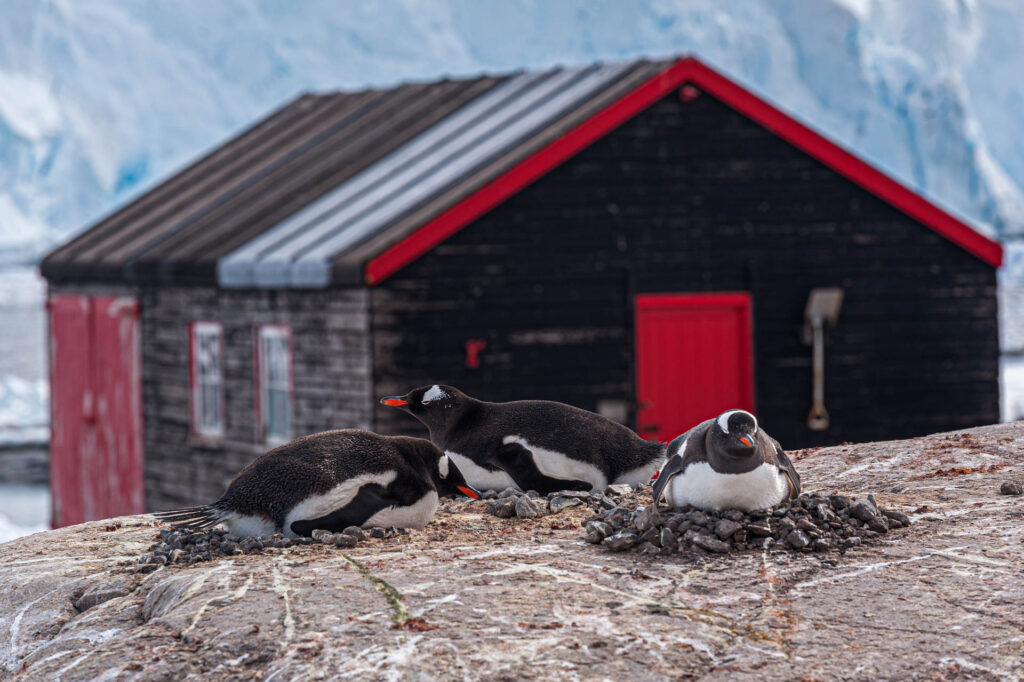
top-left (41, 57), bottom-right (669, 286)
top-left (41, 74), bottom-right (506, 283)
top-left (218, 61), bottom-right (646, 288)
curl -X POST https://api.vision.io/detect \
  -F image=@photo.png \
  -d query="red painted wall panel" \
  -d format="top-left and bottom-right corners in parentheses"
top-left (635, 293), bottom-right (753, 443)
top-left (49, 295), bottom-right (144, 527)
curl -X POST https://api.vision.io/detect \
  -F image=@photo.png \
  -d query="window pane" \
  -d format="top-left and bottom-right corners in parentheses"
top-left (192, 324), bottom-right (224, 437)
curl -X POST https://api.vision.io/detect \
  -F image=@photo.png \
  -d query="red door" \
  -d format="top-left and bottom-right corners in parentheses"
top-left (50, 295), bottom-right (144, 527)
top-left (635, 292), bottom-right (753, 443)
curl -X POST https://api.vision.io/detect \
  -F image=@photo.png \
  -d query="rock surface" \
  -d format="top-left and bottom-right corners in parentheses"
top-left (2, 422), bottom-right (1024, 680)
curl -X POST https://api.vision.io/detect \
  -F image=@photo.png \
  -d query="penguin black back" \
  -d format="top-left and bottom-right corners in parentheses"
top-left (154, 429), bottom-right (478, 536)
top-left (381, 385), bottom-right (665, 492)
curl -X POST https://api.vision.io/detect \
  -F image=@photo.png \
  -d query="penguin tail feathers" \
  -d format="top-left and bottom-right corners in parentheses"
top-left (152, 504), bottom-right (227, 531)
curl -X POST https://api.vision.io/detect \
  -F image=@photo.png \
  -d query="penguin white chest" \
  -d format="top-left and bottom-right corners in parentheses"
top-left (667, 462), bottom-right (789, 512)
top-left (445, 451), bottom-right (518, 491)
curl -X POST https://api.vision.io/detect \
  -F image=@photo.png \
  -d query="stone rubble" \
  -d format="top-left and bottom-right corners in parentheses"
top-left (135, 525), bottom-right (409, 572)
top-left (584, 491), bottom-right (911, 558)
top-left (484, 485), bottom-right (634, 519)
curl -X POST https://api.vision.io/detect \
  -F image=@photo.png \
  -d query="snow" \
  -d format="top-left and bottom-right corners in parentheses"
top-left (1001, 355), bottom-right (1024, 422)
top-left (0, 484), bottom-right (50, 544)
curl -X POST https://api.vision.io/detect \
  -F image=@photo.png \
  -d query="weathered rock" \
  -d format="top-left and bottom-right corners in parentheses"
top-left (1000, 480), bottom-right (1022, 496)
top-left (604, 530), bottom-right (640, 551)
top-left (548, 496), bottom-right (582, 514)
top-left (634, 505), bottom-right (662, 532)
top-left (585, 521), bottom-right (614, 541)
top-left (75, 579), bottom-right (134, 612)
top-left (691, 533), bottom-right (730, 553)
top-left (489, 497), bottom-right (517, 518)
top-left (515, 495), bottom-right (542, 519)
top-left (604, 507), bottom-right (633, 529)
top-left (333, 533), bottom-right (358, 548)
top-left (785, 530), bottom-right (811, 549)
top-left (714, 519), bottom-right (743, 540)
top-left (746, 521), bottom-right (772, 537)
top-left (865, 516), bottom-right (889, 534)
top-left (882, 509), bottom-right (911, 527)
top-left (310, 529), bottom-right (333, 542)
top-left (658, 527), bottom-right (676, 550)
top-left (497, 487), bottom-right (519, 499)
top-left (342, 526), bottom-right (367, 540)
top-left (606, 484), bottom-right (633, 497)
top-left (849, 500), bottom-right (879, 523)
top-left (368, 527), bottom-right (387, 539)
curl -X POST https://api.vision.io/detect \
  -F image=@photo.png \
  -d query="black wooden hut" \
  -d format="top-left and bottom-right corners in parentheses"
top-left (41, 56), bottom-right (1003, 523)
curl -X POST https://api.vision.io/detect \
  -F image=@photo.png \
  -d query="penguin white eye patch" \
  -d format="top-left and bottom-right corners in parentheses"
top-left (422, 384), bottom-right (449, 404)
top-left (438, 454), bottom-right (450, 479)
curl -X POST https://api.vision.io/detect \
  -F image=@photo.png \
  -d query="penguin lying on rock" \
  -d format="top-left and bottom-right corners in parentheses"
top-left (652, 409), bottom-right (801, 512)
top-left (154, 429), bottom-right (479, 537)
top-left (381, 385), bottom-right (665, 494)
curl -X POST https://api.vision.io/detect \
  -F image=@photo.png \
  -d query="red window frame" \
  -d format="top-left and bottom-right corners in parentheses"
top-left (188, 320), bottom-right (225, 443)
top-left (255, 324), bottom-right (294, 445)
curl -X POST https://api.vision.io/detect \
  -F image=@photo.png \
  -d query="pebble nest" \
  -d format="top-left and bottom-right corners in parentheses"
top-left (482, 483), bottom-right (636, 519)
top-left (134, 525), bottom-right (408, 573)
top-left (583, 492), bottom-right (912, 557)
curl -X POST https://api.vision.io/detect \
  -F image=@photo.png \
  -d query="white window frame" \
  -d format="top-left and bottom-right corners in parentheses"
top-left (189, 320), bottom-right (224, 441)
top-left (257, 324), bottom-right (293, 445)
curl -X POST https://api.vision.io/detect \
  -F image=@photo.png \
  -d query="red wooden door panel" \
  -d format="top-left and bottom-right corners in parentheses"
top-left (50, 295), bottom-right (144, 526)
top-left (635, 292), bottom-right (753, 443)
top-left (49, 295), bottom-right (91, 526)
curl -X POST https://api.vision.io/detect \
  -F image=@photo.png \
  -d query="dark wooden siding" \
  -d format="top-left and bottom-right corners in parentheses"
top-left (372, 88), bottom-right (999, 448)
top-left (141, 287), bottom-right (371, 510)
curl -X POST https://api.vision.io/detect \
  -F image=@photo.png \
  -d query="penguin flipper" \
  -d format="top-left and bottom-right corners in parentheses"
top-left (289, 484), bottom-right (394, 536)
top-left (651, 454), bottom-right (685, 507)
top-left (770, 439), bottom-right (802, 499)
top-left (491, 442), bottom-right (591, 495)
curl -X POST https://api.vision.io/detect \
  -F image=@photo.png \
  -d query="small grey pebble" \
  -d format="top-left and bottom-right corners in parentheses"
top-left (497, 487), bottom-right (519, 499)
top-left (691, 533), bottom-right (730, 553)
top-left (369, 527), bottom-right (387, 538)
top-left (603, 530), bottom-right (640, 552)
top-left (489, 497), bottom-right (517, 518)
top-left (515, 495), bottom-right (541, 519)
top-left (334, 534), bottom-right (358, 548)
top-left (1000, 481), bottom-right (1022, 496)
top-left (785, 529), bottom-right (811, 549)
top-left (714, 519), bottom-right (743, 540)
top-left (549, 496), bottom-right (583, 514)
top-left (342, 526), bottom-right (367, 540)
top-left (311, 529), bottom-right (333, 541)
top-left (480, 489), bottom-right (498, 500)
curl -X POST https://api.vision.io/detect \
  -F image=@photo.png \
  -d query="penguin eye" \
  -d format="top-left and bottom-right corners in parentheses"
top-left (438, 455), bottom-right (449, 479)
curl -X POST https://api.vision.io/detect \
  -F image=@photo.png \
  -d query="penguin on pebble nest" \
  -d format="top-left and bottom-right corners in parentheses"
top-left (651, 409), bottom-right (800, 512)
top-left (380, 384), bottom-right (665, 494)
top-left (154, 429), bottom-right (479, 537)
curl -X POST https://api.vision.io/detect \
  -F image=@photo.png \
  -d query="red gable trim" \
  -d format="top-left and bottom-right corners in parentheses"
top-left (365, 57), bottom-right (1002, 284)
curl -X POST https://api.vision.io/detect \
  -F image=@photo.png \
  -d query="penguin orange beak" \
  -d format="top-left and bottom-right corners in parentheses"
top-left (738, 436), bottom-right (753, 448)
top-left (457, 485), bottom-right (481, 500)
top-left (380, 396), bottom-right (408, 407)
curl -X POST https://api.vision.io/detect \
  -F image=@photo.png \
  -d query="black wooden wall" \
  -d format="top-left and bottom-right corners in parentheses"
top-left (371, 87), bottom-right (1000, 448)
top-left (141, 286), bottom-right (372, 510)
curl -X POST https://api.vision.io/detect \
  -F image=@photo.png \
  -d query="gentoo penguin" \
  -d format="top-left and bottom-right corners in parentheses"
top-left (380, 385), bottom-right (665, 494)
top-left (154, 429), bottom-right (479, 537)
top-left (651, 409), bottom-right (800, 512)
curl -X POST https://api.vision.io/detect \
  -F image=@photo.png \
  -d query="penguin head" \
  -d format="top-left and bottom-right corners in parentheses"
top-left (431, 452), bottom-right (480, 500)
top-left (710, 409), bottom-right (760, 460)
top-left (391, 435), bottom-right (480, 500)
top-left (380, 384), bottom-right (468, 432)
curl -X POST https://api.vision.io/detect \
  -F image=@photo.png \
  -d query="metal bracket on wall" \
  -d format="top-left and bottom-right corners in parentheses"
top-left (802, 288), bottom-right (843, 431)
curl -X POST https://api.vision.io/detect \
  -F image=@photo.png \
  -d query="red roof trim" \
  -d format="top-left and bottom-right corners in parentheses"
top-left (365, 57), bottom-right (1002, 284)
